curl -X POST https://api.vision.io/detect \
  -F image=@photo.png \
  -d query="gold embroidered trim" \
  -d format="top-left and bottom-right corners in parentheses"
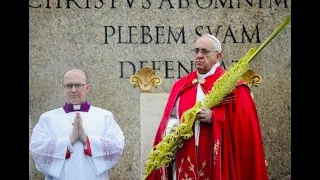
top-left (192, 78), bottom-right (206, 85)
top-left (213, 140), bottom-right (220, 166)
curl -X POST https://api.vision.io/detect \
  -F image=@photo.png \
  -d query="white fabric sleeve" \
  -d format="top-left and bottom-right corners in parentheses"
top-left (86, 112), bottom-right (125, 175)
top-left (165, 117), bottom-right (179, 135)
top-left (67, 141), bottom-right (74, 152)
top-left (29, 114), bottom-right (70, 178)
top-left (165, 98), bottom-right (180, 136)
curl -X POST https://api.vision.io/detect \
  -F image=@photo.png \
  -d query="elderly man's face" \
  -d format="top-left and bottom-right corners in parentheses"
top-left (63, 70), bottom-right (90, 105)
top-left (193, 37), bottom-right (221, 74)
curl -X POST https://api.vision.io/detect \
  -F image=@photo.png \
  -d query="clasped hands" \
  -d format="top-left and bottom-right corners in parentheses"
top-left (196, 107), bottom-right (212, 124)
top-left (70, 112), bottom-right (87, 145)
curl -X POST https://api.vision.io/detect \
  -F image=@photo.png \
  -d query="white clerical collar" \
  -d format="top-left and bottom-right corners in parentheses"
top-left (73, 104), bottom-right (81, 110)
top-left (197, 62), bottom-right (220, 80)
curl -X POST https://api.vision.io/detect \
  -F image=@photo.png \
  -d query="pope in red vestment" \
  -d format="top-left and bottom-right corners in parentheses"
top-left (146, 34), bottom-right (268, 180)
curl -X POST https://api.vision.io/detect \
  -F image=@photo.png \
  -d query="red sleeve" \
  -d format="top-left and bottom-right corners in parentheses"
top-left (66, 148), bottom-right (71, 159)
top-left (222, 85), bottom-right (268, 180)
top-left (84, 136), bottom-right (92, 156)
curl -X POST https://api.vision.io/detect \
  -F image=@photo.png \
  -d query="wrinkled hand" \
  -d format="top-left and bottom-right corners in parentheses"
top-left (70, 114), bottom-right (79, 144)
top-left (78, 114), bottom-right (87, 144)
top-left (196, 107), bottom-right (212, 124)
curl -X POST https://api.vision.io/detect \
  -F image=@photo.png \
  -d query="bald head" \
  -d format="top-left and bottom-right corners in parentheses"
top-left (63, 69), bottom-right (88, 84)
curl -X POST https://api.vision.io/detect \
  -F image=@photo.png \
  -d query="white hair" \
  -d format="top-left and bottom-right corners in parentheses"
top-left (202, 34), bottom-right (222, 52)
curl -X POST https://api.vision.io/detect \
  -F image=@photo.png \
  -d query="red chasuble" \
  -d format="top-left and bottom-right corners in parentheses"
top-left (147, 66), bottom-right (268, 180)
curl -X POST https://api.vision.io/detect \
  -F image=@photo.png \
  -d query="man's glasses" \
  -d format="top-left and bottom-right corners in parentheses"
top-left (192, 48), bottom-right (218, 55)
top-left (63, 83), bottom-right (87, 90)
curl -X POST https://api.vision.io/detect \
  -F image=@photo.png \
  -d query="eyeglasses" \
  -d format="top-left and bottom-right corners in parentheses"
top-left (62, 83), bottom-right (87, 90)
top-left (192, 48), bottom-right (218, 55)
